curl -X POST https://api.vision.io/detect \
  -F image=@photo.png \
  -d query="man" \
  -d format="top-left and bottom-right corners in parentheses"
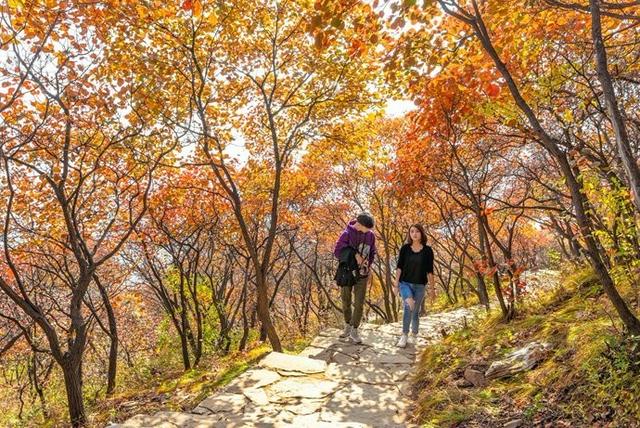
top-left (333, 213), bottom-right (377, 344)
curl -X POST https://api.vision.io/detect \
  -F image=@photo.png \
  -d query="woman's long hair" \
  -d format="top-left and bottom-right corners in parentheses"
top-left (405, 224), bottom-right (427, 246)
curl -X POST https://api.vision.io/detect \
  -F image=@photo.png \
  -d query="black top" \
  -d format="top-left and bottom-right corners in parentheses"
top-left (396, 244), bottom-right (434, 285)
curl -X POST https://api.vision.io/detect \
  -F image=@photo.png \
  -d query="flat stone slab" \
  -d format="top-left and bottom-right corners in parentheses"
top-left (297, 346), bottom-right (326, 358)
top-left (320, 382), bottom-right (407, 426)
top-left (267, 377), bottom-right (341, 401)
top-left (113, 411), bottom-right (221, 427)
top-left (259, 352), bottom-right (326, 374)
top-left (358, 348), bottom-right (414, 365)
top-left (224, 369), bottom-right (281, 393)
top-left (309, 335), bottom-right (341, 348)
top-left (325, 362), bottom-right (396, 385)
top-left (282, 398), bottom-right (326, 415)
top-left (243, 388), bottom-right (270, 406)
top-left (318, 327), bottom-right (343, 337)
top-left (192, 393), bottom-right (246, 415)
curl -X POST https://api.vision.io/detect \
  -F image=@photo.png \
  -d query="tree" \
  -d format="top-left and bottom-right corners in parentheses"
top-left (108, 0), bottom-right (382, 351)
top-left (0, 2), bottom-right (174, 424)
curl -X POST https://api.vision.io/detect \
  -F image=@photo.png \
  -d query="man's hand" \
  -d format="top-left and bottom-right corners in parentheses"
top-left (428, 287), bottom-right (436, 304)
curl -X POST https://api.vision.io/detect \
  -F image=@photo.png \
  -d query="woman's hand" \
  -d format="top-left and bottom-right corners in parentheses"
top-left (355, 253), bottom-right (364, 265)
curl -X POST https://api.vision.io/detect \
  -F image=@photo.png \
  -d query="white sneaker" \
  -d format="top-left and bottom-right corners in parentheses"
top-left (396, 334), bottom-right (408, 348)
top-left (339, 324), bottom-right (351, 339)
top-left (410, 332), bottom-right (418, 345)
top-left (349, 328), bottom-right (362, 344)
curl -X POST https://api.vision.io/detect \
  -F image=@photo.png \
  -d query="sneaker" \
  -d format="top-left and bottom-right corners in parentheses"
top-left (349, 328), bottom-right (362, 344)
top-left (410, 332), bottom-right (418, 345)
top-left (339, 324), bottom-right (351, 339)
top-left (396, 334), bottom-right (408, 348)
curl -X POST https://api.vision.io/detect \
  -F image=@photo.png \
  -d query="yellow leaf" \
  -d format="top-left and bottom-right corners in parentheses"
top-left (206, 12), bottom-right (217, 26)
top-left (8, 0), bottom-right (24, 9)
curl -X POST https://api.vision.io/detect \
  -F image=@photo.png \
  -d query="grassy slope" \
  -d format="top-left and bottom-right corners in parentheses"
top-left (411, 268), bottom-right (640, 428)
top-left (1, 334), bottom-right (312, 427)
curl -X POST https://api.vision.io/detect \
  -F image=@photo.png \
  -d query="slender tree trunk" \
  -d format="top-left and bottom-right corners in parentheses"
top-left (590, 0), bottom-right (640, 212)
top-left (29, 355), bottom-right (49, 418)
top-left (475, 272), bottom-right (490, 310)
top-left (256, 273), bottom-right (282, 351)
top-left (62, 361), bottom-right (85, 427)
top-left (178, 327), bottom-right (191, 370)
top-left (95, 276), bottom-right (118, 395)
top-left (479, 218), bottom-right (509, 318)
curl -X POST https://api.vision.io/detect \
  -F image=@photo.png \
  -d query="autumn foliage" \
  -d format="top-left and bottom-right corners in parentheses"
top-left (1, 0), bottom-right (639, 426)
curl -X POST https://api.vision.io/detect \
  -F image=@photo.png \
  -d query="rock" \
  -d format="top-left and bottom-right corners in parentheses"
top-left (192, 392), bottom-right (246, 415)
top-left (454, 378), bottom-right (473, 388)
top-left (297, 346), bottom-right (326, 358)
top-left (358, 348), bottom-right (413, 365)
top-left (392, 368), bottom-right (410, 382)
top-left (243, 388), bottom-right (270, 406)
top-left (504, 419), bottom-right (524, 428)
top-left (317, 328), bottom-right (343, 337)
top-left (463, 368), bottom-right (488, 387)
top-left (116, 411), bottom-right (220, 427)
top-left (485, 342), bottom-right (551, 380)
top-left (259, 352), bottom-right (327, 374)
top-left (309, 335), bottom-right (340, 349)
top-left (325, 362), bottom-right (396, 385)
top-left (224, 368), bottom-right (282, 393)
top-left (267, 377), bottom-right (341, 402)
top-left (283, 398), bottom-right (326, 415)
top-left (320, 382), bottom-right (407, 426)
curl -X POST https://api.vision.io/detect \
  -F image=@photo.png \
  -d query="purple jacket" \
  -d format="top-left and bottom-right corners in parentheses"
top-left (334, 220), bottom-right (377, 266)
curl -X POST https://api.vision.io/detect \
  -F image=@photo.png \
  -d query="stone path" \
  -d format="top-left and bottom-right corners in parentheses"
top-left (110, 306), bottom-right (482, 428)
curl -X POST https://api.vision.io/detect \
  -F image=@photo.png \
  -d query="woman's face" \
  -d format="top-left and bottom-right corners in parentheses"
top-left (409, 226), bottom-right (422, 243)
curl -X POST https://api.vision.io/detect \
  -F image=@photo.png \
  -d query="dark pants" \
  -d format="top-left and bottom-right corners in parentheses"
top-left (341, 276), bottom-right (367, 329)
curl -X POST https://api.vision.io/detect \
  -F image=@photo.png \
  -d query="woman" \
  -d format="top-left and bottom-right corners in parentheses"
top-left (393, 224), bottom-right (435, 348)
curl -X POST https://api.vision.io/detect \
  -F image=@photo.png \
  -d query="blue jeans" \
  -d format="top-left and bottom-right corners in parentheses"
top-left (399, 281), bottom-right (426, 334)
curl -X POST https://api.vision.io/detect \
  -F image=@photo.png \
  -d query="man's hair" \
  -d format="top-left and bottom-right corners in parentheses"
top-left (356, 213), bottom-right (375, 229)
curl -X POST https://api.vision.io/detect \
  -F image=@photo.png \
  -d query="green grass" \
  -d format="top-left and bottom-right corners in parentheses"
top-left (412, 266), bottom-right (640, 427)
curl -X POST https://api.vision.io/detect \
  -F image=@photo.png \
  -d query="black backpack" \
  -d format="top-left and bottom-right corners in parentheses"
top-left (334, 246), bottom-right (359, 287)
top-left (334, 262), bottom-right (357, 287)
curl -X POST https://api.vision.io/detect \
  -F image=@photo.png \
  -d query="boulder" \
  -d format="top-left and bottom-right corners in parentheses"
top-left (463, 368), bottom-right (488, 387)
top-left (504, 419), bottom-right (524, 428)
top-left (454, 378), bottom-right (473, 388)
top-left (485, 342), bottom-right (551, 380)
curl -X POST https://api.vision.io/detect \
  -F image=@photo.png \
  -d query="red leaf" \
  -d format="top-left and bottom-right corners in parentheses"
top-left (182, 0), bottom-right (192, 11)
top-left (485, 83), bottom-right (500, 97)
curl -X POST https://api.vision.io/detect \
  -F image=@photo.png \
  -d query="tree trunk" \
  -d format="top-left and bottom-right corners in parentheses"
top-left (590, 0), bottom-right (640, 213)
top-left (475, 272), bottom-right (490, 310)
top-left (62, 361), bottom-right (85, 427)
top-left (256, 274), bottom-right (282, 351)
top-left (479, 218), bottom-right (510, 319)
top-left (179, 328), bottom-right (191, 370)
top-left (95, 276), bottom-right (118, 395)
